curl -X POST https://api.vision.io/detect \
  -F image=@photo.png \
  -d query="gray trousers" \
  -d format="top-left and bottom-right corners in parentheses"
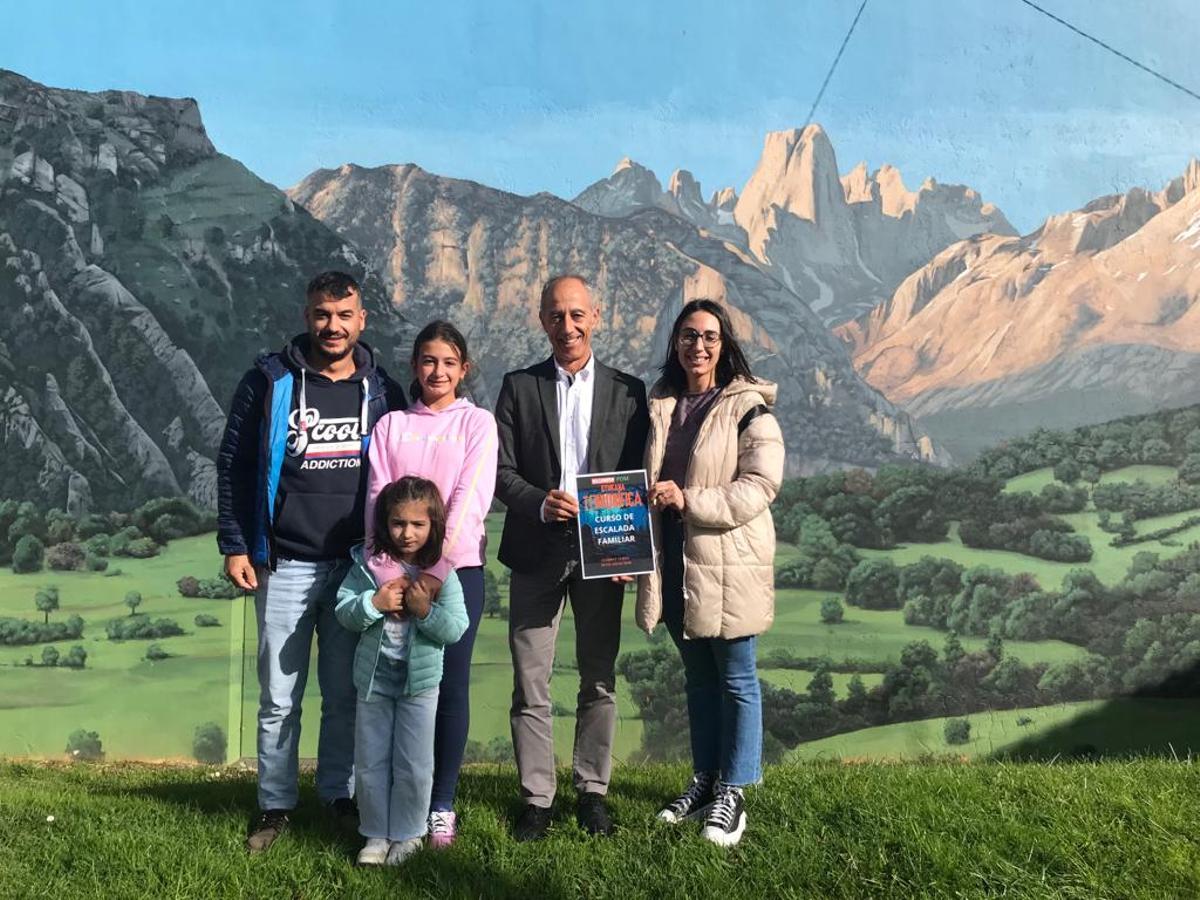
top-left (508, 557), bottom-right (624, 807)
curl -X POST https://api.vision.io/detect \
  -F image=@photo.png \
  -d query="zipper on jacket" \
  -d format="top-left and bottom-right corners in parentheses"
top-left (360, 556), bottom-right (384, 701)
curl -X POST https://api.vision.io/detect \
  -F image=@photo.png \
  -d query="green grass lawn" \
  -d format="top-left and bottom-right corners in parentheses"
top-left (1130, 507), bottom-right (1200, 536)
top-left (758, 668), bottom-right (884, 697)
top-left (858, 512), bottom-right (1200, 591)
top-left (0, 535), bottom-right (240, 760)
top-left (2, 760), bottom-right (1197, 899)
top-left (6, 472), bottom-right (1200, 765)
top-left (789, 698), bottom-right (1200, 762)
top-left (1002, 467), bottom-right (1059, 494)
top-left (1004, 465), bottom-right (1180, 494)
top-left (764, 586), bottom-right (1086, 667)
top-left (1098, 465), bottom-right (1182, 486)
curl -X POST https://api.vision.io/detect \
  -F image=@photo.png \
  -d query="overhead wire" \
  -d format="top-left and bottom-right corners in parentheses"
top-left (802, 0), bottom-right (871, 129)
top-left (1016, 0), bottom-right (1200, 104)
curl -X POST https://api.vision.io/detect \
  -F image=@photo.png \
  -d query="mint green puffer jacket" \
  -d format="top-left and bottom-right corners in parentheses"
top-left (335, 544), bottom-right (468, 699)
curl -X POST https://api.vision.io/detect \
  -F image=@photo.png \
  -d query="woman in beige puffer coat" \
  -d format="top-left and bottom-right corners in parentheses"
top-left (636, 299), bottom-right (784, 848)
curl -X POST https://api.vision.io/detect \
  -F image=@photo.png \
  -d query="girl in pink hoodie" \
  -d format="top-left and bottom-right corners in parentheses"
top-left (364, 320), bottom-right (498, 847)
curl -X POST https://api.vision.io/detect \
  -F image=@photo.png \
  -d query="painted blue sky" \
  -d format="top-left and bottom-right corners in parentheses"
top-left (10, 0), bottom-right (1200, 230)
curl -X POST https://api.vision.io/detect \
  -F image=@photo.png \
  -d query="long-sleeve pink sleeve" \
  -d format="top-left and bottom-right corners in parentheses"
top-left (426, 410), bottom-right (498, 581)
top-left (364, 412), bottom-right (405, 586)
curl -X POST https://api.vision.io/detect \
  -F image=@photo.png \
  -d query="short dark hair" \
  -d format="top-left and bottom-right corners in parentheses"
top-left (660, 298), bottom-right (757, 394)
top-left (539, 274), bottom-right (590, 311)
top-left (410, 320), bottom-right (472, 402)
top-left (369, 476), bottom-right (447, 570)
top-left (306, 271), bottom-right (360, 302)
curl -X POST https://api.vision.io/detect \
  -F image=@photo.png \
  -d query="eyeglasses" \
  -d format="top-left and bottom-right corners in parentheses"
top-left (677, 329), bottom-right (722, 348)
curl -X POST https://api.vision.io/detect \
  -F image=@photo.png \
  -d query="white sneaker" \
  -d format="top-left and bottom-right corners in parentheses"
top-left (356, 837), bottom-right (390, 866)
top-left (700, 784), bottom-right (747, 847)
top-left (385, 837), bottom-right (423, 866)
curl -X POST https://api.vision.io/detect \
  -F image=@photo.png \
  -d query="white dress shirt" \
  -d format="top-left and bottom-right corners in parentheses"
top-left (540, 354), bottom-right (596, 521)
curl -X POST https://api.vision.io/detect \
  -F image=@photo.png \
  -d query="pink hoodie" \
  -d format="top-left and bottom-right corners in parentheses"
top-left (365, 397), bottom-right (498, 586)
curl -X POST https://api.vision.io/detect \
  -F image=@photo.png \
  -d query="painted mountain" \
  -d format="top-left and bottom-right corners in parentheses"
top-left (838, 159), bottom-right (1200, 459)
top-left (574, 125), bottom-right (1015, 325)
top-left (0, 68), bottom-right (939, 518)
top-left (0, 69), bottom-right (410, 512)
top-left (288, 162), bottom-right (941, 474)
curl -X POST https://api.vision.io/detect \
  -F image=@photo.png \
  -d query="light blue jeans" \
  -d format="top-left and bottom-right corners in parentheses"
top-left (255, 557), bottom-right (357, 810)
top-left (356, 655), bottom-right (440, 842)
top-left (660, 516), bottom-right (764, 786)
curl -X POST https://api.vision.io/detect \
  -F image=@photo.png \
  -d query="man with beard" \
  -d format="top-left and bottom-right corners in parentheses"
top-left (495, 274), bottom-right (649, 840)
top-left (217, 271), bottom-right (406, 853)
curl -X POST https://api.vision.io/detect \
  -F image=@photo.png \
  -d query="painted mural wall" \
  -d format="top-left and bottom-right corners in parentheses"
top-left (2, 1), bottom-right (1200, 764)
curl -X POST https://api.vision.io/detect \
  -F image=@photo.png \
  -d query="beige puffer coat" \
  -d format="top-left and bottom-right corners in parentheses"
top-left (635, 376), bottom-right (785, 640)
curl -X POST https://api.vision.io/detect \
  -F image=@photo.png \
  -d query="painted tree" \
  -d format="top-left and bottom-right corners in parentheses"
top-left (193, 722), bottom-right (227, 764)
top-left (944, 718), bottom-right (971, 746)
top-left (806, 664), bottom-right (836, 709)
top-left (124, 591), bottom-right (142, 616)
top-left (34, 587), bottom-right (60, 624)
top-left (63, 645), bottom-right (88, 669)
top-left (65, 729), bottom-right (103, 761)
top-left (819, 597), bottom-right (844, 624)
top-left (483, 568), bottom-right (503, 618)
top-left (12, 535), bottom-right (45, 573)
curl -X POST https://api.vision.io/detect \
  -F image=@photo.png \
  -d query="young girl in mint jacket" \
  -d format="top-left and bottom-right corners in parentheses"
top-left (337, 476), bottom-right (468, 866)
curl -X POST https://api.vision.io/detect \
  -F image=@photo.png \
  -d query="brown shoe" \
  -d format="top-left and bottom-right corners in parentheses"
top-left (246, 809), bottom-right (290, 854)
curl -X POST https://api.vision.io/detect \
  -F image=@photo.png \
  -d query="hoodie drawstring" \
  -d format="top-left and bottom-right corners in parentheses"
top-left (299, 369), bottom-right (308, 434)
top-left (294, 346), bottom-right (369, 440)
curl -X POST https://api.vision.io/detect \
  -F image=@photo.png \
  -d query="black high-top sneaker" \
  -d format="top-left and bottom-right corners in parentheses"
top-left (657, 771), bottom-right (718, 823)
top-left (700, 783), bottom-right (747, 847)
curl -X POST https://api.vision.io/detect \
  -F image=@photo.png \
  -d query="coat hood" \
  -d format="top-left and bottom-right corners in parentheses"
top-left (283, 334), bottom-right (377, 382)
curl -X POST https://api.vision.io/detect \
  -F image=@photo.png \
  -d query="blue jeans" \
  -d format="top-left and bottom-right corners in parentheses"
top-left (430, 565), bottom-right (485, 812)
top-left (254, 557), bottom-right (357, 810)
top-left (660, 516), bottom-right (763, 786)
top-left (356, 656), bottom-right (440, 841)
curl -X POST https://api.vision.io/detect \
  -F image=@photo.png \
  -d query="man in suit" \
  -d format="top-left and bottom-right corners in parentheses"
top-left (495, 274), bottom-right (649, 840)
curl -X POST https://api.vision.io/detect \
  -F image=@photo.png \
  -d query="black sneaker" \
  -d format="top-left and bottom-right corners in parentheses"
top-left (513, 803), bottom-right (553, 842)
top-left (701, 784), bottom-right (747, 847)
top-left (246, 808), bottom-right (290, 854)
top-left (576, 792), bottom-right (616, 836)
top-left (657, 771), bottom-right (717, 824)
top-left (325, 796), bottom-right (359, 833)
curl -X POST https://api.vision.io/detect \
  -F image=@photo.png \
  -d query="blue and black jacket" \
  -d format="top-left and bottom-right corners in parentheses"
top-left (215, 335), bottom-right (406, 569)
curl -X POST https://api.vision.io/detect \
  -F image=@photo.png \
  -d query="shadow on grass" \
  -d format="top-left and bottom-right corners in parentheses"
top-left (82, 765), bottom-right (670, 899)
top-left (986, 693), bottom-right (1200, 762)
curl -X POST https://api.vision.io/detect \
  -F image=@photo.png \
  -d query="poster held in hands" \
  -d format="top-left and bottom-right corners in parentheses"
top-left (575, 469), bottom-right (656, 579)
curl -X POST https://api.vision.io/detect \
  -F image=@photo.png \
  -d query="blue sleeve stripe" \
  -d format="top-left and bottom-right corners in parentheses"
top-left (265, 372), bottom-right (293, 526)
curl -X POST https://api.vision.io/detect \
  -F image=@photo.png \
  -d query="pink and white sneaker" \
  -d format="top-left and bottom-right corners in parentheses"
top-left (427, 810), bottom-right (457, 849)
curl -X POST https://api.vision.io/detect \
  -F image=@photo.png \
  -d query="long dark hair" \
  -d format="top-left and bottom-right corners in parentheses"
top-left (370, 476), bottom-right (447, 569)
top-left (409, 320), bottom-right (471, 403)
top-left (660, 299), bottom-right (756, 394)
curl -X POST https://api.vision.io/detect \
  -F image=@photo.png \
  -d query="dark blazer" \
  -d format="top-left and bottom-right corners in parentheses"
top-left (495, 356), bottom-right (650, 573)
